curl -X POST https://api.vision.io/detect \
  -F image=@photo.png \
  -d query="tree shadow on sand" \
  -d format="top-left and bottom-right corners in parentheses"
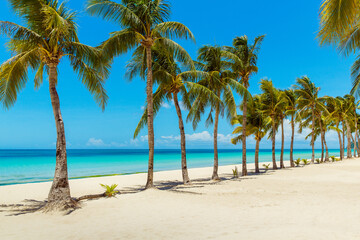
top-left (0, 167), bottom-right (285, 216)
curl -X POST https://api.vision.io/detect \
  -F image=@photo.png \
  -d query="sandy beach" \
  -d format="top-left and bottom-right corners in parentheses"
top-left (1, 159), bottom-right (360, 240)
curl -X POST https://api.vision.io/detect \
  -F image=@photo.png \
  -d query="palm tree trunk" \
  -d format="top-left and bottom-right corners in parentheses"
top-left (241, 93), bottom-right (248, 176)
top-left (280, 118), bottom-right (285, 169)
top-left (212, 90), bottom-right (220, 180)
top-left (342, 121), bottom-right (346, 158)
top-left (337, 122), bottom-right (343, 160)
top-left (272, 118), bottom-right (278, 170)
top-left (45, 63), bottom-right (77, 211)
top-left (319, 119), bottom-right (324, 162)
top-left (345, 120), bottom-right (352, 158)
top-left (173, 93), bottom-right (190, 184)
top-left (290, 115), bottom-right (295, 167)
top-left (145, 46), bottom-right (155, 189)
top-left (255, 138), bottom-right (260, 173)
top-left (354, 109), bottom-right (358, 157)
top-left (324, 131), bottom-right (329, 161)
top-left (311, 106), bottom-right (315, 163)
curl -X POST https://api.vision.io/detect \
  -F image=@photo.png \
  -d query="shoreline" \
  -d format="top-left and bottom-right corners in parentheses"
top-left (1, 151), bottom-right (341, 186)
top-left (0, 156), bottom-right (339, 204)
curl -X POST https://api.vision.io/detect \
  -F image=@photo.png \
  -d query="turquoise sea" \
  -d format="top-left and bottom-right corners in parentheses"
top-left (0, 149), bottom-right (340, 186)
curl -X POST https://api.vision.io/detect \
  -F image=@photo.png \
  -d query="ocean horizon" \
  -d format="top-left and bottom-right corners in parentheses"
top-left (0, 148), bottom-right (341, 186)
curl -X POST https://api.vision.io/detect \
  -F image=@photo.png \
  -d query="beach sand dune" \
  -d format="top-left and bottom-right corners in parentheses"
top-left (1, 159), bottom-right (360, 240)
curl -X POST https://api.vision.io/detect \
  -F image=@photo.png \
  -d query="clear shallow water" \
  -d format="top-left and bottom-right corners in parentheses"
top-left (0, 149), bottom-right (340, 185)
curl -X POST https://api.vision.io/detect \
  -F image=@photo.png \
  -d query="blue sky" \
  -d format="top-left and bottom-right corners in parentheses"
top-left (0, 0), bottom-right (355, 149)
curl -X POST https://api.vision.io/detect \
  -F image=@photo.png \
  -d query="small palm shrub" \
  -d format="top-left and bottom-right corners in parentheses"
top-left (315, 158), bottom-right (321, 164)
top-left (232, 166), bottom-right (239, 178)
top-left (263, 163), bottom-right (270, 169)
top-left (330, 156), bottom-right (336, 162)
top-left (335, 158), bottom-right (342, 162)
top-left (302, 159), bottom-right (310, 165)
top-left (294, 158), bottom-right (301, 167)
top-left (100, 184), bottom-right (119, 197)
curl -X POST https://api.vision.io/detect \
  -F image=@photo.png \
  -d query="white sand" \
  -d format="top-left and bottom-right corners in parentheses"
top-left (1, 159), bottom-right (360, 240)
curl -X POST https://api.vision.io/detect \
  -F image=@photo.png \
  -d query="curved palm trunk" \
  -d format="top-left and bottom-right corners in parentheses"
top-left (345, 120), bottom-right (352, 158)
top-left (324, 131), bottom-right (329, 161)
top-left (337, 122), bottom-right (343, 160)
top-left (271, 118), bottom-right (278, 170)
top-left (212, 91), bottom-right (221, 180)
top-left (173, 93), bottom-right (190, 184)
top-left (145, 46), bottom-right (155, 189)
top-left (290, 115), bottom-right (295, 167)
top-left (241, 93), bottom-right (248, 176)
top-left (280, 118), bottom-right (285, 169)
top-left (45, 63), bottom-right (77, 211)
top-left (255, 138), bottom-right (260, 173)
top-left (351, 134), bottom-right (355, 157)
top-left (311, 107), bottom-right (315, 163)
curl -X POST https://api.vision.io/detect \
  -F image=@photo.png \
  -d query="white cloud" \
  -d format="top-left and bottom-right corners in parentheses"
top-left (161, 102), bottom-right (171, 109)
top-left (86, 138), bottom-right (107, 147)
top-left (159, 131), bottom-right (234, 144)
top-left (141, 106), bottom-right (145, 111)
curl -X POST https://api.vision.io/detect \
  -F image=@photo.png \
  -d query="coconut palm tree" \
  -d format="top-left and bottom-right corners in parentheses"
top-left (343, 95), bottom-right (356, 158)
top-left (294, 76), bottom-right (326, 163)
top-left (0, 0), bottom-right (109, 211)
top-left (225, 35), bottom-right (265, 176)
top-left (284, 89), bottom-right (297, 167)
top-left (259, 79), bottom-right (286, 170)
top-left (278, 90), bottom-right (289, 169)
top-left (130, 48), bottom-right (219, 184)
top-left (327, 96), bottom-right (345, 159)
top-left (231, 94), bottom-right (269, 173)
top-left (86, 0), bottom-right (195, 189)
top-left (318, 1), bottom-right (360, 99)
top-left (187, 45), bottom-right (248, 180)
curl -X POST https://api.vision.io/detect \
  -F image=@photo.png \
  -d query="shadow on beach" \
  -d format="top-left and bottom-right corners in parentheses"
top-left (0, 167), bottom-right (281, 216)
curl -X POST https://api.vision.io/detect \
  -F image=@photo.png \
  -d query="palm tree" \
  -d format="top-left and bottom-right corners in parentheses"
top-left (259, 79), bottom-right (285, 170)
top-left (231, 95), bottom-right (269, 173)
top-left (278, 91), bottom-right (289, 169)
top-left (86, 0), bottom-right (195, 189)
top-left (0, 0), bottom-right (109, 211)
top-left (225, 35), bottom-right (265, 176)
top-left (327, 96), bottom-right (345, 159)
top-left (294, 77), bottom-right (326, 163)
top-left (284, 89), bottom-right (297, 167)
top-left (187, 45), bottom-right (248, 180)
top-left (130, 48), bottom-right (218, 184)
top-left (318, 1), bottom-right (360, 99)
top-left (343, 95), bottom-right (355, 158)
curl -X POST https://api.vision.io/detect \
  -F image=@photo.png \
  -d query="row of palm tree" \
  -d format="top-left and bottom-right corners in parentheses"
top-left (232, 76), bottom-right (360, 172)
top-left (0, 0), bottom-right (358, 213)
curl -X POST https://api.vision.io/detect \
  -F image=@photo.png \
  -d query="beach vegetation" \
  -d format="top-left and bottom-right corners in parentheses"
top-left (262, 163), bottom-right (270, 170)
top-left (302, 159), bottom-right (310, 165)
top-left (294, 159), bottom-right (301, 167)
top-left (100, 184), bottom-right (120, 197)
top-left (232, 167), bottom-right (239, 178)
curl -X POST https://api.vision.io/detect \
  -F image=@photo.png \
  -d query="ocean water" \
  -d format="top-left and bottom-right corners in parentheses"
top-left (0, 149), bottom-right (341, 186)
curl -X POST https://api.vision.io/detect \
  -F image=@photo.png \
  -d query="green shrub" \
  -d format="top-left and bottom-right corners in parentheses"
top-left (315, 158), bottom-right (321, 164)
top-left (263, 163), bottom-right (270, 169)
top-left (302, 159), bottom-right (310, 165)
top-left (100, 184), bottom-right (119, 197)
top-left (232, 166), bottom-right (239, 178)
top-left (330, 156), bottom-right (336, 162)
top-left (294, 158), bottom-right (301, 167)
